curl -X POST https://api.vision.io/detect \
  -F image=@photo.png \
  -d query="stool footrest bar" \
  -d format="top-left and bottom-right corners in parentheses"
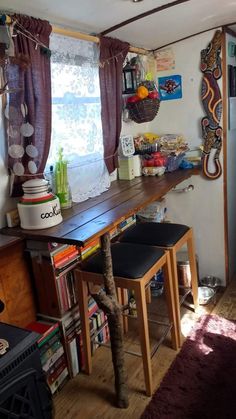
top-left (151, 323), bottom-right (172, 358)
top-left (98, 342), bottom-right (142, 357)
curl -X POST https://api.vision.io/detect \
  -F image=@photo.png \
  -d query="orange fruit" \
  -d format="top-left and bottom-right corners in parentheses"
top-left (136, 85), bottom-right (149, 99)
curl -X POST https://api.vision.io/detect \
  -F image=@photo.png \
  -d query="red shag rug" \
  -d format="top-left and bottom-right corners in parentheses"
top-left (141, 314), bottom-right (236, 419)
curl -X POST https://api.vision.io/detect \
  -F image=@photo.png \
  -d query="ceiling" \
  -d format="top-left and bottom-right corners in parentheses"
top-left (1, 0), bottom-right (236, 50)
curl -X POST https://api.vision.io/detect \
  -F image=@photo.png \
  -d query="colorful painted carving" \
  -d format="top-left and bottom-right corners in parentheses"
top-left (200, 30), bottom-right (223, 179)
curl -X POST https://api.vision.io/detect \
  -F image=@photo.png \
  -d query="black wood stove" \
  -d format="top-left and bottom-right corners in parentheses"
top-left (0, 320), bottom-right (53, 419)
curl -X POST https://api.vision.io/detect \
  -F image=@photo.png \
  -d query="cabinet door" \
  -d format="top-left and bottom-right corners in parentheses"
top-left (0, 280), bottom-right (10, 323)
top-left (0, 242), bottom-right (36, 327)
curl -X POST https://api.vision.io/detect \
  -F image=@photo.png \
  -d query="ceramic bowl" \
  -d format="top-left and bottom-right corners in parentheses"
top-left (199, 276), bottom-right (221, 288)
top-left (198, 286), bottom-right (215, 305)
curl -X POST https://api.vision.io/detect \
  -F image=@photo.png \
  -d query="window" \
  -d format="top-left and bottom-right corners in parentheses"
top-left (49, 33), bottom-right (110, 202)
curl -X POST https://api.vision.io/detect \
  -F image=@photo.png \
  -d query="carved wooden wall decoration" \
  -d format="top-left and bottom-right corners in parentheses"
top-left (200, 30), bottom-right (223, 180)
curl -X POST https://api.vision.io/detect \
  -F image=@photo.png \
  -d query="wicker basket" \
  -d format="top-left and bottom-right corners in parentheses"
top-left (127, 98), bottom-right (160, 124)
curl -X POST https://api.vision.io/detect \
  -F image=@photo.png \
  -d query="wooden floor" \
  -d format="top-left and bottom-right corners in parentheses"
top-left (54, 281), bottom-right (236, 419)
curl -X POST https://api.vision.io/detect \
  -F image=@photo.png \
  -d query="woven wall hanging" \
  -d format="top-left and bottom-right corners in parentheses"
top-left (200, 30), bottom-right (223, 180)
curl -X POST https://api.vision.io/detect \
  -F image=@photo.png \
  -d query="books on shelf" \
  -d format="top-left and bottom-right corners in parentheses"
top-left (55, 256), bottom-right (80, 276)
top-left (26, 320), bottom-right (69, 394)
top-left (52, 245), bottom-right (77, 261)
top-left (38, 306), bottom-right (81, 378)
top-left (42, 344), bottom-right (64, 373)
top-left (110, 214), bottom-right (136, 239)
top-left (52, 245), bottom-right (79, 267)
top-left (49, 367), bottom-right (69, 395)
top-left (56, 270), bottom-right (78, 314)
top-left (27, 240), bottom-right (80, 271)
top-left (78, 238), bottom-right (101, 261)
top-left (38, 298), bottom-right (110, 378)
top-left (88, 296), bottom-right (99, 318)
top-left (118, 214), bottom-right (136, 233)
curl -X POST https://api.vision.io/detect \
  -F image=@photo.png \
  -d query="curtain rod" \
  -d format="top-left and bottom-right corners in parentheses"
top-left (52, 25), bottom-right (149, 55)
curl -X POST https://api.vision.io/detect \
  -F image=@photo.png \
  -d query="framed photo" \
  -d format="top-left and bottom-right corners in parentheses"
top-left (158, 74), bottom-right (182, 101)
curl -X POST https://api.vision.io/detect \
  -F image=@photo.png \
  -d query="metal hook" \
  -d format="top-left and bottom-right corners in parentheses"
top-left (171, 184), bottom-right (194, 193)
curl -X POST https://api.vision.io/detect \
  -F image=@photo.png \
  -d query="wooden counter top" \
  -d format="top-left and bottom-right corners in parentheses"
top-left (0, 234), bottom-right (23, 251)
top-left (1, 169), bottom-right (198, 247)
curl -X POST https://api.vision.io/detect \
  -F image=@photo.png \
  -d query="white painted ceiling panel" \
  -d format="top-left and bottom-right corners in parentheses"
top-left (0, 0), bottom-right (236, 49)
top-left (0, 0), bottom-right (178, 33)
top-left (109, 0), bottom-right (236, 49)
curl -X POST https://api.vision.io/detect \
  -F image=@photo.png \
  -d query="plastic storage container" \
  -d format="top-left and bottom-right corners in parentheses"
top-left (150, 269), bottom-right (164, 297)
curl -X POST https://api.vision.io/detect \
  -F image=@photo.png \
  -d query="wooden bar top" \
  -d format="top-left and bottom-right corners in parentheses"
top-left (1, 170), bottom-right (198, 247)
top-left (0, 234), bottom-right (23, 251)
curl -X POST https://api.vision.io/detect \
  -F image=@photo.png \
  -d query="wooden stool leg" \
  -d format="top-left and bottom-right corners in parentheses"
top-left (76, 272), bottom-right (92, 374)
top-left (162, 252), bottom-right (179, 350)
top-left (134, 283), bottom-right (152, 396)
top-left (117, 287), bottom-right (129, 334)
top-left (120, 288), bottom-right (129, 334)
top-left (187, 229), bottom-right (199, 311)
top-left (169, 248), bottom-right (182, 347)
top-left (116, 287), bottom-right (122, 305)
top-left (146, 285), bottom-right (152, 304)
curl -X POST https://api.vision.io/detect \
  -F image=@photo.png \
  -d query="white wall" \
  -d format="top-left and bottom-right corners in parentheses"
top-left (147, 30), bottom-right (226, 284)
top-left (226, 33), bottom-right (236, 280)
top-left (165, 176), bottom-right (225, 282)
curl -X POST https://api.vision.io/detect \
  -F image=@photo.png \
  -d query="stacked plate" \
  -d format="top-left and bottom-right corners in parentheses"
top-left (17, 179), bottom-right (63, 230)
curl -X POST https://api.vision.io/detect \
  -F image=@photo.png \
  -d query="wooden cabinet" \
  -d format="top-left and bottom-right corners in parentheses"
top-left (0, 236), bottom-right (36, 327)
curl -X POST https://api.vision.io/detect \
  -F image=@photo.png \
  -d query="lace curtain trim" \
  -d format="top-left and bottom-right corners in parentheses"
top-left (49, 33), bottom-right (110, 203)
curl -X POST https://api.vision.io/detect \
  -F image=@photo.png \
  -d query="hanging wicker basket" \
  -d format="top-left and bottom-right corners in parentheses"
top-left (127, 98), bottom-right (160, 124)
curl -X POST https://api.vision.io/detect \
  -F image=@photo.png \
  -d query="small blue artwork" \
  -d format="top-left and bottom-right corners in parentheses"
top-left (158, 74), bottom-right (182, 101)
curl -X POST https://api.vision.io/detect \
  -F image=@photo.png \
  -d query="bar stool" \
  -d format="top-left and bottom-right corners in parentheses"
top-left (75, 242), bottom-right (179, 396)
top-left (120, 222), bottom-right (199, 346)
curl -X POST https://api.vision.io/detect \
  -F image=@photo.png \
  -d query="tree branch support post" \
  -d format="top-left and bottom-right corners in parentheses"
top-left (89, 232), bottom-right (129, 408)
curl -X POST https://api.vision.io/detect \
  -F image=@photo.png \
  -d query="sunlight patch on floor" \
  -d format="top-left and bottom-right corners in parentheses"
top-left (180, 304), bottom-right (209, 337)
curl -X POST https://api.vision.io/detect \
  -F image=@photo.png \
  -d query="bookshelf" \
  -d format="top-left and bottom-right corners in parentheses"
top-left (26, 320), bottom-right (69, 394)
top-left (26, 214), bottom-right (137, 387)
top-left (27, 239), bottom-right (109, 383)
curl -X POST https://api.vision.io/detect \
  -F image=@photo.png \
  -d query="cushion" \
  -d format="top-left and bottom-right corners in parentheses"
top-left (120, 222), bottom-right (190, 247)
top-left (82, 243), bottom-right (165, 279)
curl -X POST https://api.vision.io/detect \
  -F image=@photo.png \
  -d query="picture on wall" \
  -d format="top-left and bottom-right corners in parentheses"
top-left (155, 47), bottom-right (175, 71)
top-left (158, 74), bottom-right (182, 101)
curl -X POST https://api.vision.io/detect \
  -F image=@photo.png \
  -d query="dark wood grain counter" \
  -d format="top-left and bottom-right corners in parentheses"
top-left (0, 234), bottom-right (23, 251)
top-left (1, 169), bottom-right (199, 247)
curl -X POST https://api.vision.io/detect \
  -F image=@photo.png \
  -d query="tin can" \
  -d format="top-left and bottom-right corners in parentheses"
top-left (177, 251), bottom-right (199, 292)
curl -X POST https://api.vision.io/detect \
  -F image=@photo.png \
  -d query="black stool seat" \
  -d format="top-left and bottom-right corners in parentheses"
top-left (82, 242), bottom-right (165, 279)
top-left (120, 222), bottom-right (190, 247)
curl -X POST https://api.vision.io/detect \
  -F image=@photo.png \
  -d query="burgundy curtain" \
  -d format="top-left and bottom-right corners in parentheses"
top-left (7, 15), bottom-right (52, 196)
top-left (99, 36), bottom-right (129, 174)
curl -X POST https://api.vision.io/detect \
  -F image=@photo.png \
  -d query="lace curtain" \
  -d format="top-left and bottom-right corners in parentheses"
top-left (49, 33), bottom-right (110, 203)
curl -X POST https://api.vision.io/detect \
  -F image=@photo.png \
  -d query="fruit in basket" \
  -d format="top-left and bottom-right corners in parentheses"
top-left (148, 90), bottom-right (159, 99)
top-left (127, 95), bottom-right (140, 103)
top-left (137, 85), bottom-right (149, 99)
top-left (152, 152), bottom-right (162, 158)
